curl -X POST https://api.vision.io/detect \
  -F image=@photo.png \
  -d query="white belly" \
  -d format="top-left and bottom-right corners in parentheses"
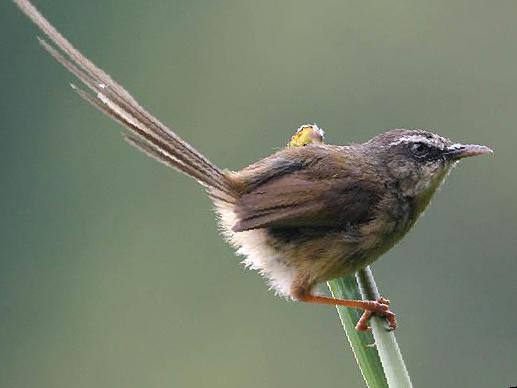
top-left (213, 200), bottom-right (296, 297)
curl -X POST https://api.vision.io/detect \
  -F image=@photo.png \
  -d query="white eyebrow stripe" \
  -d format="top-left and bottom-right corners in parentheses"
top-left (389, 134), bottom-right (447, 149)
top-left (389, 135), bottom-right (429, 146)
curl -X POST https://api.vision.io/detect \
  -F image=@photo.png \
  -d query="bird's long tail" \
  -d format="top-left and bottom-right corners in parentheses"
top-left (14, 0), bottom-right (236, 202)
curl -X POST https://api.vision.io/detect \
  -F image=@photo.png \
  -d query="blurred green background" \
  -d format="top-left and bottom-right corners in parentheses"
top-left (2, 1), bottom-right (516, 387)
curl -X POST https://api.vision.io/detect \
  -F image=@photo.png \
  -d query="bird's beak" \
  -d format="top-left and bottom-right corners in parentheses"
top-left (444, 143), bottom-right (493, 160)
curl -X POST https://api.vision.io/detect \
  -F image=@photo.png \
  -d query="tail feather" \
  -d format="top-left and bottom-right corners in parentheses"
top-left (15, 0), bottom-right (236, 200)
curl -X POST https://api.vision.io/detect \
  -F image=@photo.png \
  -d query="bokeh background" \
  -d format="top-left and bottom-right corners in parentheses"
top-left (1, 1), bottom-right (516, 387)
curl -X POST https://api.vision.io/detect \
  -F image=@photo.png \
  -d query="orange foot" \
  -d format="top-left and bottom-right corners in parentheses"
top-left (355, 296), bottom-right (397, 332)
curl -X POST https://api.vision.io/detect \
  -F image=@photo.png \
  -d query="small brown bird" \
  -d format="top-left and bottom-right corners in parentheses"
top-left (15, 0), bottom-right (492, 331)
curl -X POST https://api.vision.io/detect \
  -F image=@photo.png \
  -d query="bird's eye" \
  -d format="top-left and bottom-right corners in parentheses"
top-left (410, 142), bottom-right (429, 157)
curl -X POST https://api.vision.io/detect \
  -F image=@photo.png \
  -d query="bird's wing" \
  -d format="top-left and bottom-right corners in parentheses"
top-left (233, 169), bottom-right (382, 232)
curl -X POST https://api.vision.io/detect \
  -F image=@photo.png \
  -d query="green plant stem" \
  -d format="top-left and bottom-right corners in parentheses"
top-left (327, 266), bottom-right (413, 388)
top-left (356, 267), bottom-right (413, 388)
top-left (328, 275), bottom-right (387, 388)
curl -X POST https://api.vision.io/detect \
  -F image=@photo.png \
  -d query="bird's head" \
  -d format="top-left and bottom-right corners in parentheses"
top-left (364, 129), bottom-right (492, 202)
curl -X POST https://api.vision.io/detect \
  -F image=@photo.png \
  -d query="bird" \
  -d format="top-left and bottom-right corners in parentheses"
top-left (15, 0), bottom-right (492, 332)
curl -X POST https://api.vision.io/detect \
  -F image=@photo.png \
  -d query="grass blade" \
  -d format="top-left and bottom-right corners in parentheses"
top-left (327, 275), bottom-right (388, 388)
top-left (355, 267), bottom-right (412, 388)
top-left (328, 267), bottom-right (413, 388)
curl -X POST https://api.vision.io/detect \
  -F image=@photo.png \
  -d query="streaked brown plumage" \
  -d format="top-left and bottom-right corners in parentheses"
top-left (15, 0), bottom-right (492, 331)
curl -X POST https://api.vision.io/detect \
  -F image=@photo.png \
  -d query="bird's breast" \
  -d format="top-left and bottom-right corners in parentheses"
top-left (356, 193), bottom-right (419, 261)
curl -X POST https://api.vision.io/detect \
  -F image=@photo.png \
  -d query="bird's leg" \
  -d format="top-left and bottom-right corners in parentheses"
top-left (294, 292), bottom-right (397, 332)
top-left (354, 296), bottom-right (396, 332)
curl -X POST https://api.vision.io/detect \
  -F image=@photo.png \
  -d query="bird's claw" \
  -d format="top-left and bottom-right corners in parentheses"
top-left (355, 296), bottom-right (397, 332)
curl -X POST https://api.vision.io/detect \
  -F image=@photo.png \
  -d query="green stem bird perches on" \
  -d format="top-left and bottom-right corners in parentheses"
top-left (289, 125), bottom-right (412, 388)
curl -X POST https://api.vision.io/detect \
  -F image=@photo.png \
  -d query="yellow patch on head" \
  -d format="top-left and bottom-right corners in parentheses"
top-left (288, 124), bottom-right (325, 147)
